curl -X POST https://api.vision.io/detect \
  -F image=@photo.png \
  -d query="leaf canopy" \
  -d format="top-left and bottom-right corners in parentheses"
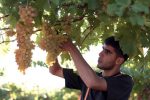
top-left (0, 0), bottom-right (150, 68)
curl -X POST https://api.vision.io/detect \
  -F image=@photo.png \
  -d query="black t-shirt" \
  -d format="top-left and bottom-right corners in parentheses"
top-left (63, 68), bottom-right (133, 100)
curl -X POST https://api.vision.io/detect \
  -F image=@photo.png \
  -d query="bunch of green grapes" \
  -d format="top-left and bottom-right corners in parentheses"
top-left (62, 23), bottom-right (72, 35)
top-left (38, 22), bottom-right (68, 66)
top-left (19, 5), bottom-right (37, 25)
top-left (15, 21), bottom-right (35, 73)
top-left (15, 48), bottom-right (32, 73)
top-left (14, 5), bottom-right (37, 73)
top-left (61, 15), bottom-right (72, 35)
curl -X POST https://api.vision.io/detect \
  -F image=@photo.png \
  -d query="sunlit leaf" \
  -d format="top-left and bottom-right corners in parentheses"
top-left (0, 44), bottom-right (10, 55)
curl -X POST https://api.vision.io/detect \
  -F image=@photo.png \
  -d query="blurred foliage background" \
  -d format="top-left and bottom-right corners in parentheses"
top-left (0, 64), bottom-right (149, 100)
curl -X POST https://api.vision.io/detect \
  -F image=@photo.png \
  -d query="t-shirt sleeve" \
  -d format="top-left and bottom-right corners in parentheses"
top-left (105, 75), bottom-right (134, 100)
top-left (63, 68), bottom-right (83, 90)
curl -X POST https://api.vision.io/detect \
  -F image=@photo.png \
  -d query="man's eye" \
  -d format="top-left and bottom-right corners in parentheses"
top-left (105, 51), bottom-right (109, 54)
top-left (104, 50), bottom-right (111, 54)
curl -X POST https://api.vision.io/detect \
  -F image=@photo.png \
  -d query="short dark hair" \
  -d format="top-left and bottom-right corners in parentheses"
top-left (104, 36), bottom-right (129, 61)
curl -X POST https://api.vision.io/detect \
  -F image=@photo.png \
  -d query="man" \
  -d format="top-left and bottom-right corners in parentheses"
top-left (49, 36), bottom-right (133, 100)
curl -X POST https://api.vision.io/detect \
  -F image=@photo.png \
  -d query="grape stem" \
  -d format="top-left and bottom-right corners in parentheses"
top-left (0, 28), bottom-right (10, 30)
top-left (0, 15), bottom-right (9, 20)
top-left (0, 39), bottom-right (16, 44)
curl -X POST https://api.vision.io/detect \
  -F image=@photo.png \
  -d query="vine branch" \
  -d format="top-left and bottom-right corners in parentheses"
top-left (62, 2), bottom-right (87, 9)
top-left (0, 28), bottom-right (10, 30)
top-left (0, 39), bottom-right (16, 44)
top-left (33, 29), bottom-right (41, 33)
top-left (0, 15), bottom-right (9, 20)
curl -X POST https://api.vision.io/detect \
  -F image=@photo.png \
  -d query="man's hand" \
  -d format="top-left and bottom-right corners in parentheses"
top-left (49, 59), bottom-right (64, 78)
top-left (60, 38), bottom-right (75, 52)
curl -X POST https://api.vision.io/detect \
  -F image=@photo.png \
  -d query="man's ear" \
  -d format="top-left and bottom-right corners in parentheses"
top-left (116, 57), bottom-right (124, 65)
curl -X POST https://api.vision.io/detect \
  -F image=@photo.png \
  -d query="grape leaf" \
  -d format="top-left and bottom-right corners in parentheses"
top-left (87, 0), bottom-right (99, 10)
top-left (131, 2), bottom-right (149, 14)
top-left (129, 14), bottom-right (145, 26)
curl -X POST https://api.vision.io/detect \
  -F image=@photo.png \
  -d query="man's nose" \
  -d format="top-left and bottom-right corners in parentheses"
top-left (99, 51), bottom-right (103, 57)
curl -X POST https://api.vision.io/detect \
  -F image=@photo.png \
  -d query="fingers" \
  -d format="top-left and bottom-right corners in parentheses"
top-left (49, 58), bottom-right (60, 73)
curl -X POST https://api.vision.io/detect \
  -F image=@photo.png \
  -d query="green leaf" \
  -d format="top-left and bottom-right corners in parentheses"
top-left (0, 44), bottom-right (10, 55)
top-left (31, 61), bottom-right (36, 67)
top-left (115, 6), bottom-right (125, 17)
top-left (140, 0), bottom-right (150, 6)
top-left (121, 41), bottom-right (137, 58)
top-left (4, 37), bottom-right (10, 45)
top-left (87, 0), bottom-right (99, 10)
top-left (107, 4), bottom-right (124, 16)
top-left (131, 2), bottom-right (149, 14)
top-left (71, 22), bottom-right (82, 40)
top-left (60, 52), bottom-right (71, 64)
top-left (145, 50), bottom-right (150, 61)
top-left (107, 0), bottom-right (130, 16)
top-left (145, 21), bottom-right (150, 27)
top-left (66, 6), bottom-right (77, 15)
top-left (34, 11), bottom-right (42, 27)
top-left (87, 16), bottom-right (100, 27)
top-left (115, 0), bottom-right (131, 7)
top-left (107, 4), bottom-right (117, 16)
top-left (5, 7), bottom-right (19, 27)
top-left (115, 24), bottom-right (139, 58)
top-left (31, 61), bottom-right (48, 68)
top-left (51, 0), bottom-right (62, 6)
top-left (139, 32), bottom-right (149, 47)
top-left (35, 32), bottom-right (43, 44)
top-left (34, 0), bottom-right (46, 10)
top-left (129, 14), bottom-right (145, 26)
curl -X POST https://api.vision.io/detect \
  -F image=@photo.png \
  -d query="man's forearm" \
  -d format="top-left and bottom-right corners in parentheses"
top-left (62, 40), bottom-right (107, 91)
top-left (68, 44), bottom-right (99, 87)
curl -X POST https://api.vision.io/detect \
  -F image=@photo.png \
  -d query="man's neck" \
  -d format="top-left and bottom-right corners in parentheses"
top-left (102, 69), bottom-right (120, 77)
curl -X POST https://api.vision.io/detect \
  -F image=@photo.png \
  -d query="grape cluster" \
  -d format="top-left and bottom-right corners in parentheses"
top-left (38, 22), bottom-right (68, 66)
top-left (19, 5), bottom-right (37, 25)
top-left (14, 5), bottom-right (37, 73)
top-left (62, 16), bottom-right (72, 35)
top-left (62, 23), bottom-right (71, 35)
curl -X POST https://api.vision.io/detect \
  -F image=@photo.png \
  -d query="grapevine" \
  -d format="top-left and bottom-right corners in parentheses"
top-left (4, 5), bottom-right (69, 73)
top-left (38, 22), bottom-right (68, 66)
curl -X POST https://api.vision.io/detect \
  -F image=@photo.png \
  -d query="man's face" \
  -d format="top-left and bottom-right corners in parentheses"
top-left (97, 44), bottom-right (119, 70)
